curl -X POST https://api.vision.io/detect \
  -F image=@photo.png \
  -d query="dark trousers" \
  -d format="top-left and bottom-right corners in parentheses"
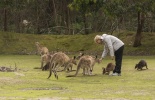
top-left (113, 45), bottom-right (124, 74)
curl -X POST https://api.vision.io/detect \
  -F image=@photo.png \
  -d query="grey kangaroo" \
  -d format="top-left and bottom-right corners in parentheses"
top-left (66, 55), bottom-right (100, 77)
top-left (35, 42), bottom-right (49, 56)
top-left (47, 52), bottom-right (77, 79)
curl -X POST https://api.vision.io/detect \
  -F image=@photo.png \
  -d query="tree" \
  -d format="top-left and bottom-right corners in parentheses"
top-left (130, 0), bottom-right (155, 47)
top-left (101, 0), bottom-right (155, 47)
top-left (69, 0), bottom-right (103, 34)
top-left (0, 0), bottom-right (10, 31)
top-left (3, 8), bottom-right (7, 31)
top-left (1, 0), bottom-right (155, 36)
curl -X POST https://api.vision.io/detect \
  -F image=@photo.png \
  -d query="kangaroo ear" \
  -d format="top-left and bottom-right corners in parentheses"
top-left (73, 56), bottom-right (76, 59)
top-left (95, 55), bottom-right (98, 58)
top-left (81, 53), bottom-right (84, 56)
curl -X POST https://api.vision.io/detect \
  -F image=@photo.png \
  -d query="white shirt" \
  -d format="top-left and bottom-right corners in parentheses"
top-left (101, 34), bottom-right (124, 58)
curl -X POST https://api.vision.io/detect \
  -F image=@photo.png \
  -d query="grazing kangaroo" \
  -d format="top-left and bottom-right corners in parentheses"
top-left (35, 42), bottom-right (49, 56)
top-left (135, 60), bottom-right (148, 70)
top-left (66, 55), bottom-right (100, 77)
top-left (47, 52), bottom-right (77, 79)
top-left (42, 62), bottom-right (50, 71)
top-left (102, 63), bottom-right (115, 75)
top-left (41, 54), bottom-right (53, 70)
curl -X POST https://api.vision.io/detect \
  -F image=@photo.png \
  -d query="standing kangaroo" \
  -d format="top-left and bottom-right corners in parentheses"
top-left (47, 52), bottom-right (77, 79)
top-left (66, 55), bottom-right (100, 77)
top-left (41, 54), bottom-right (53, 70)
top-left (102, 63), bottom-right (115, 75)
top-left (35, 42), bottom-right (49, 56)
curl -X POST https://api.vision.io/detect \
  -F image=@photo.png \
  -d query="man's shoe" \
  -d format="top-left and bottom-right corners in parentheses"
top-left (110, 73), bottom-right (121, 76)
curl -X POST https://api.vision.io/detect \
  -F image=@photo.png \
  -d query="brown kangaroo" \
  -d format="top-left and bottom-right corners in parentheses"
top-left (41, 54), bottom-right (53, 70)
top-left (66, 55), bottom-right (100, 77)
top-left (47, 52), bottom-right (77, 79)
top-left (35, 42), bottom-right (49, 56)
top-left (102, 63), bottom-right (115, 75)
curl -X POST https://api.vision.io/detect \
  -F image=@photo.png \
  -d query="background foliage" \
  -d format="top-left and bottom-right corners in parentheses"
top-left (1, 0), bottom-right (155, 48)
top-left (0, 0), bottom-right (155, 34)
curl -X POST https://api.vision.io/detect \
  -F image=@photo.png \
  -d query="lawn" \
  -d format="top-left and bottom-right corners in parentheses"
top-left (0, 55), bottom-right (155, 100)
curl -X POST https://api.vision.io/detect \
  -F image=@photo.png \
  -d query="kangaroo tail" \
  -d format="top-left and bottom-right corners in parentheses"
top-left (47, 63), bottom-right (54, 79)
top-left (66, 62), bottom-right (81, 77)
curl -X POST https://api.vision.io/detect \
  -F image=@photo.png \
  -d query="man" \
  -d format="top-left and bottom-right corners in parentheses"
top-left (94, 34), bottom-right (124, 76)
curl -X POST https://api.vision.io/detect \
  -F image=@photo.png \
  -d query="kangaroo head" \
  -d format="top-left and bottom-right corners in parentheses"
top-left (102, 67), bottom-right (106, 74)
top-left (76, 52), bottom-right (84, 60)
top-left (70, 56), bottom-right (77, 65)
top-left (35, 42), bottom-right (40, 46)
top-left (135, 64), bottom-right (138, 69)
top-left (94, 55), bottom-right (100, 64)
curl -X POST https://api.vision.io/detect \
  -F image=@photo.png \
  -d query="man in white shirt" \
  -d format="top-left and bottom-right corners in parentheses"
top-left (94, 34), bottom-right (124, 76)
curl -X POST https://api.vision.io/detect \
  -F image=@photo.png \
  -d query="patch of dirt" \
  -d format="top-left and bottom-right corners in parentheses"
top-left (0, 97), bottom-right (26, 100)
top-left (36, 97), bottom-right (68, 100)
top-left (0, 76), bottom-right (26, 84)
top-left (14, 72), bottom-right (25, 76)
top-left (0, 77), bottom-right (14, 82)
top-left (132, 90), bottom-right (150, 96)
top-left (22, 87), bottom-right (66, 90)
top-left (0, 97), bottom-right (131, 100)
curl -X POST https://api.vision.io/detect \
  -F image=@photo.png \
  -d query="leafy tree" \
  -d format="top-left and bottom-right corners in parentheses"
top-left (128, 0), bottom-right (155, 47)
top-left (102, 0), bottom-right (127, 33)
top-left (1, 0), bottom-right (155, 37)
top-left (100, 0), bottom-right (155, 47)
top-left (68, 0), bottom-right (103, 34)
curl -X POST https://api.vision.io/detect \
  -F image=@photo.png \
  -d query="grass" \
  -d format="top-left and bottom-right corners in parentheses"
top-left (0, 55), bottom-right (155, 100)
top-left (1, 31), bottom-right (155, 55)
top-left (0, 31), bottom-right (155, 99)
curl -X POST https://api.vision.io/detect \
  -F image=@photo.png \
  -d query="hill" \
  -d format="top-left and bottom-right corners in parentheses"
top-left (0, 31), bottom-right (155, 55)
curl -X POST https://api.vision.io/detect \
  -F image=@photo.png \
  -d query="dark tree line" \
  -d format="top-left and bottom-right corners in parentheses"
top-left (0, 0), bottom-right (155, 47)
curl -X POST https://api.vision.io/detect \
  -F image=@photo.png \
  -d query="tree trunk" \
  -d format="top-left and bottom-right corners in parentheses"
top-left (133, 11), bottom-right (145, 47)
top-left (83, 14), bottom-right (89, 34)
top-left (66, 8), bottom-right (71, 34)
top-left (52, 0), bottom-right (57, 25)
top-left (4, 8), bottom-right (7, 31)
top-left (64, 0), bottom-right (71, 34)
top-left (36, 0), bottom-right (40, 34)
top-left (15, 11), bottom-right (21, 33)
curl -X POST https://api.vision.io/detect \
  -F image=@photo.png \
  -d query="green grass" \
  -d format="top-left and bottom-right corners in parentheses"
top-left (1, 31), bottom-right (155, 55)
top-left (0, 55), bottom-right (155, 99)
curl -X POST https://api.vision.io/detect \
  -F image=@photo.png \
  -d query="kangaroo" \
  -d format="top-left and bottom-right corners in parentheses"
top-left (65, 56), bottom-right (77, 72)
top-left (135, 60), bottom-right (148, 70)
top-left (41, 54), bottom-right (53, 70)
top-left (76, 52), bottom-right (84, 60)
top-left (35, 42), bottom-right (49, 56)
top-left (102, 63), bottom-right (115, 75)
top-left (66, 55), bottom-right (100, 77)
top-left (42, 62), bottom-right (50, 71)
top-left (47, 52), bottom-right (77, 79)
